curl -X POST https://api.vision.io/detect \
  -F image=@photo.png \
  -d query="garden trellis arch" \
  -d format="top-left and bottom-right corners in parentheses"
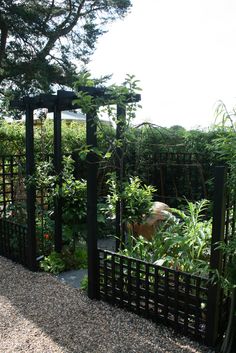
top-left (9, 88), bottom-right (140, 285)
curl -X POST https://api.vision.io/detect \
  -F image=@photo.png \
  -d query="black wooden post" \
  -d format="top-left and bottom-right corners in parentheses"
top-left (86, 109), bottom-right (99, 299)
top-left (25, 98), bottom-right (37, 271)
top-left (53, 101), bottom-right (62, 252)
top-left (115, 105), bottom-right (126, 250)
top-left (205, 166), bottom-right (227, 346)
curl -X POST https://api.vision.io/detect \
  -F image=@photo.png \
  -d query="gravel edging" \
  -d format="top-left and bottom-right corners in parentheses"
top-left (0, 256), bottom-right (214, 353)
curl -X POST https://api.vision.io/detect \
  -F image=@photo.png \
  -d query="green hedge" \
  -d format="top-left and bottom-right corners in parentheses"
top-left (0, 118), bottom-right (228, 166)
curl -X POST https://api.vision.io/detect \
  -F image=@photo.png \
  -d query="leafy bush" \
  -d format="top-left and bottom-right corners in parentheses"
top-left (40, 251), bottom-right (66, 274)
top-left (153, 199), bottom-right (212, 274)
top-left (121, 234), bottom-right (152, 262)
top-left (61, 242), bottom-right (88, 270)
top-left (106, 175), bottom-right (156, 224)
top-left (40, 242), bottom-right (88, 274)
top-left (120, 199), bottom-right (212, 276)
top-left (61, 176), bottom-right (87, 225)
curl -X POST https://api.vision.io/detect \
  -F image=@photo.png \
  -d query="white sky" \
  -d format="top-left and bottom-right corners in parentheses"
top-left (88, 0), bottom-right (236, 129)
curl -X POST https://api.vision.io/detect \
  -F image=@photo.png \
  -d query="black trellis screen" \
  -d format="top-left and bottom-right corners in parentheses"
top-left (97, 164), bottom-right (231, 347)
top-left (0, 218), bottom-right (27, 265)
top-left (153, 153), bottom-right (211, 204)
top-left (0, 155), bottom-right (25, 214)
top-left (99, 250), bottom-right (208, 342)
top-left (93, 165), bottom-right (230, 346)
top-left (126, 152), bottom-right (213, 207)
top-left (0, 155), bottom-right (28, 265)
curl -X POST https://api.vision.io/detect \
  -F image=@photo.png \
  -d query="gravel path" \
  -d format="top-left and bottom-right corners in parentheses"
top-left (0, 256), bottom-right (214, 353)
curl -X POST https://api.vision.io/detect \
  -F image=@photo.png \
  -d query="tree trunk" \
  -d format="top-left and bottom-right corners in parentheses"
top-left (220, 287), bottom-right (236, 353)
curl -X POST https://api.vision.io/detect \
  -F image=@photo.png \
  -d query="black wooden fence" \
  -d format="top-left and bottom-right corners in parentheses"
top-left (0, 155), bottom-right (28, 266)
top-left (0, 218), bottom-right (27, 266)
top-left (0, 155), bottom-right (25, 214)
top-left (0, 156), bottom-right (233, 346)
top-left (98, 250), bottom-right (209, 342)
top-left (94, 166), bottom-right (233, 347)
top-left (126, 152), bottom-right (213, 207)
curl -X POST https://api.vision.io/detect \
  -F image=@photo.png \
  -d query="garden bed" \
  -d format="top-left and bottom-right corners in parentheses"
top-left (0, 256), bottom-right (213, 353)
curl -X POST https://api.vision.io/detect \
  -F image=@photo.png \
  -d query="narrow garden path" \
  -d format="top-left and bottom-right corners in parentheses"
top-left (0, 256), bottom-right (214, 353)
top-left (56, 238), bottom-right (116, 288)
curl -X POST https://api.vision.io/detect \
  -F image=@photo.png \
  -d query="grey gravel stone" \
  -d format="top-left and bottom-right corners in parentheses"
top-left (0, 256), bottom-right (214, 353)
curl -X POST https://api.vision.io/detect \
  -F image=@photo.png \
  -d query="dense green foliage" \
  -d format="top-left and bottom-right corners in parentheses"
top-left (120, 199), bottom-right (212, 276)
top-left (39, 241), bottom-right (88, 274)
top-left (0, 118), bottom-right (116, 156)
top-left (106, 175), bottom-right (156, 223)
top-left (0, 0), bottom-right (131, 99)
top-left (0, 117), bottom-right (228, 158)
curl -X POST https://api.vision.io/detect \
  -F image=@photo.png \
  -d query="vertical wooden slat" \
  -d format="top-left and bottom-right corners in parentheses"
top-left (164, 269), bottom-right (169, 321)
top-left (160, 165), bottom-right (165, 203)
top-left (18, 224), bottom-right (21, 263)
top-left (206, 166), bottom-right (227, 346)
top-left (53, 101), bottom-right (62, 253)
top-left (115, 105), bottom-right (126, 250)
top-left (104, 252), bottom-right (108, 300)
top-left (145, 263), bottom-right (150, 317)
top-left (127, 258), bottom-right (132, 310)
top-left (136, 261), bottom-right (141, 313)
top-left (195, 277), bottom-right (201, 336)
top-left (119, 256), bottom-right (124, 305)
top-left (10, 156), bottom-right (14, 204)
top-left (5, 221), bottom-right (10, 259)
top-left (86, 109), bottom-right (99, 299)
top-left (184, 274), bottom-right (190, 334)
top-left (2, 219), bottom-right (6, 255)
top-left (25, 99), bottom-right (37, 271)
top-left (154, 267), bottom-right (159, 319)
top-left (174, 271), bottom-right (179, 328)
top-left (111, 254), bottom-right (116, 302)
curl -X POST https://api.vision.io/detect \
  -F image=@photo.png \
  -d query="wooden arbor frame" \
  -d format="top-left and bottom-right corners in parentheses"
top-left (10, 88), bottom-right (141, 295)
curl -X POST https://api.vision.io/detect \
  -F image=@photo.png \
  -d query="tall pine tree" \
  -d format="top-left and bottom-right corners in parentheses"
top-left (0, 0), bottom-right (131, 98)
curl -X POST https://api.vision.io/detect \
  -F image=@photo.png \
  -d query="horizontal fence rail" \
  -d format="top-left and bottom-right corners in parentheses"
top-left (0, 218), bottom-right (27, 266)
top-left (98, 249), bottom-right (209, 343)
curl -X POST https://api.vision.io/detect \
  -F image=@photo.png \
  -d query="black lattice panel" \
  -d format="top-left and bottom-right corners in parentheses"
top-left (152, 153), bottom-right (210, 206)
top-left (0, 218), bottom-right (27, 265)
top-left (0, 155), bottom-right (25, 214)
top-left (99, 249), bottom-right (208, 342)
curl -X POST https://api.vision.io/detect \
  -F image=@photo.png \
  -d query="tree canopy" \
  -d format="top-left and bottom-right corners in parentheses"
top-left (0, 0), bottom-right (131, 99)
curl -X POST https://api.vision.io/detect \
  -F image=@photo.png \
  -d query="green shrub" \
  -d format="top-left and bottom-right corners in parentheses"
top-left (106, 175), bottom-right (156, 224)
top-left (39, 241), bottom-right (88, 274)
top-left (120, 199), bottom-right (212, 276)
top-left (40, 251), bottom-right (66, 274)
top-left (61, 242), bottom-right (88, 270)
